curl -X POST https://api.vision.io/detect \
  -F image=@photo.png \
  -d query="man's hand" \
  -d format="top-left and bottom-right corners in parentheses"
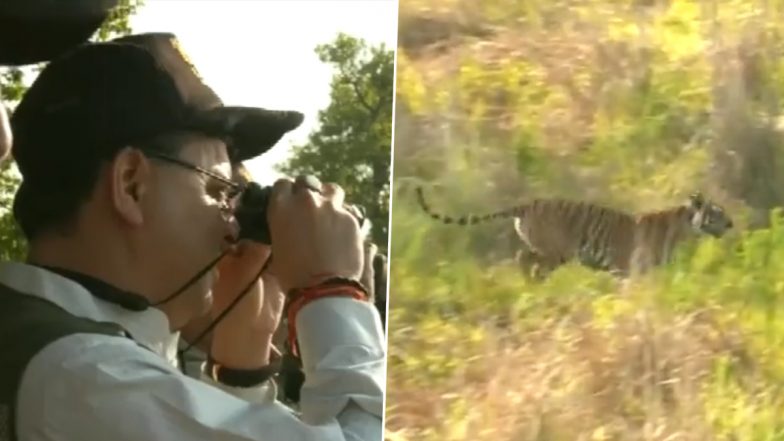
top-left (209, 240), bottom-right (285, 369)
top-left (267, 176), bottom-right (365, 293)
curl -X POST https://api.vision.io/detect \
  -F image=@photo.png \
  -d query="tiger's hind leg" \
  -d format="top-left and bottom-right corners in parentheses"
top-left (515, 248), bottom-right (563, 280)
top-left (512, 215), bottom-right (567, 280)
top-left (515, 248), bottom-right (544, 280)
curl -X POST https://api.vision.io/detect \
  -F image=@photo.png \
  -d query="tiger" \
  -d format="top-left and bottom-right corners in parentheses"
top-left (415, 186), bottom-right (734, 278)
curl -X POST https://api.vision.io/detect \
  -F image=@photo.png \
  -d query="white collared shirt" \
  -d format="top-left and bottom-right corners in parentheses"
top-left (0, 262), bottom-right (386, 441)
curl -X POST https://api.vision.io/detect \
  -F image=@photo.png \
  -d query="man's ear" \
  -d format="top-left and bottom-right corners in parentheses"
top-left (109, 147), bottom-right (150, 227)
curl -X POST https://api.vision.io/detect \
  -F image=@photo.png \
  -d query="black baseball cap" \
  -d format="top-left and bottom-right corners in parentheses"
top-left (10, 32), bottom-right (304, 183)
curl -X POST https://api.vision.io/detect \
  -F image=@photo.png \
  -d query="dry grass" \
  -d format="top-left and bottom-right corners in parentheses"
top-left (385, 303), bottom-right (765, 441)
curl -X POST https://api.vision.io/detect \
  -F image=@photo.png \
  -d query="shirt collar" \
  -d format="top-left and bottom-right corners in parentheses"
top-left (0, 261), bottom-right (180, 365)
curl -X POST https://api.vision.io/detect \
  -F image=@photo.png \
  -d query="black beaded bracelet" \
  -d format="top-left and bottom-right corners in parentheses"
top-left (205, 356), bottom-right (281, 388)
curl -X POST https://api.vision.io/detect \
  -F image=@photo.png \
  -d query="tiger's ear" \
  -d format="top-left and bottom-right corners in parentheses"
top-left (689, 192), bottom-right (705, 209)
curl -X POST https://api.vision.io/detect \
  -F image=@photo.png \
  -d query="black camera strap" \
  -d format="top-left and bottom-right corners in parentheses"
top-left (178, 256), bottom-right (271, 354)
top-left (151, 250), bottom-right (229, 307)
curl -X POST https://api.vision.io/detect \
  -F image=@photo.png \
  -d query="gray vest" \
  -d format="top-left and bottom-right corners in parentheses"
top-left (0, 283), bottom-right (128, 441)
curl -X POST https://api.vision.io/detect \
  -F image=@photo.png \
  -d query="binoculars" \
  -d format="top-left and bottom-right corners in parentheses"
top-left (233, 181), bottom-right (368, 245)
top-left (233, 182), bottom-right (275, 244)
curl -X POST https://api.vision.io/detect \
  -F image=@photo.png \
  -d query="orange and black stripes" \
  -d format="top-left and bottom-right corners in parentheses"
top-left (415, 186), bottom-right (733, 278)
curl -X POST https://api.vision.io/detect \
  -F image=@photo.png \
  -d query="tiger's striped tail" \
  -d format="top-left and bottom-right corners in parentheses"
top-left (414, 186), bottom-right (520, 225)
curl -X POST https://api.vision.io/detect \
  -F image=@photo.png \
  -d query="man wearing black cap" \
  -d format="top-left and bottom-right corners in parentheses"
top-left (0, 32), bottom-right (385, 441)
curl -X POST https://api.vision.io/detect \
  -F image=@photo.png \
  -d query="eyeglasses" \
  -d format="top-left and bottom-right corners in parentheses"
top-left (143, 150), bottom-right (246, 210)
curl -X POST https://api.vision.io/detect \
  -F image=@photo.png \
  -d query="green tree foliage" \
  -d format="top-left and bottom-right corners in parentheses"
top-left (0, 0), bottom-right (144, 260)
top-left (277, 33), bottom-right (394, 250)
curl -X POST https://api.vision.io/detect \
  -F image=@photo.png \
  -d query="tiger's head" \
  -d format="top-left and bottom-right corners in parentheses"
top-left (687, 192), bottom-right (733, 237)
